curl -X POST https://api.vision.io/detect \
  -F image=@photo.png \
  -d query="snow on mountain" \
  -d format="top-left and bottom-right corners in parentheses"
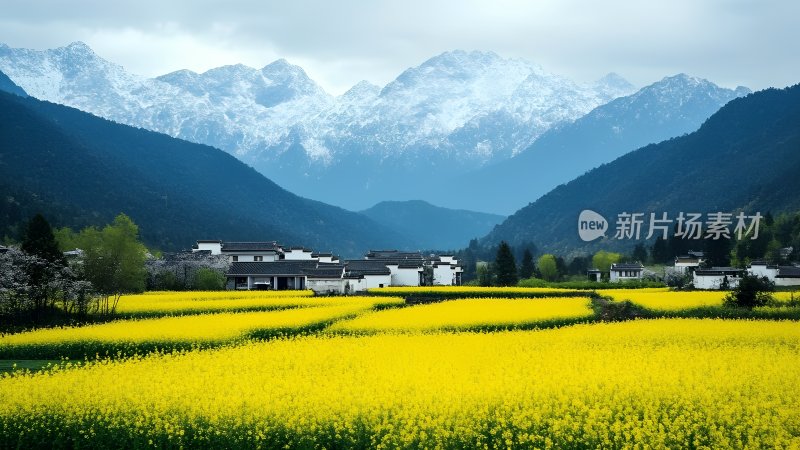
top-left (0, 42), bottom-right (637, 209)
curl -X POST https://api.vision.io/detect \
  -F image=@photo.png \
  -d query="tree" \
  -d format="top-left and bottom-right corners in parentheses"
top-left (591, 251), bottom-right (621, 278)
top-left (21, 214), bottom-right (65, 265)
top-left (494, 241), bottom-right (518, 286)
top-left (632, 243), bottom-right (648, 264)
top-left (650, 237), bottom-right (669, 264)
top-left (723, 274), bottom-right (774, 309)
top-left (20, 214), bottom-right (66, 319)
top-left (79, 214), bottom-right (147, 314)
top-left (567, 256), bottom-right (589, 276)
top-left (518, 248), bottom-right (535, 279)
top-left (476, 263), bottom-right (493, 287)
top-left (537, 254), bottom-right (559, 282)
top-left (193, 268), bottom-right (226, 290)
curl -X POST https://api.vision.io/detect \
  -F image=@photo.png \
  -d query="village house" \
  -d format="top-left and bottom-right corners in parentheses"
top-left (195, 241), bottom-right (462, 293)
top-left (609, 263), bottom-right (644, 282)
top-left (673, 254), bottom-right (704, 274)
top-left (693, 267), bottom-right (743, 289)
top-left (747, 261), bottom-right (800, 287)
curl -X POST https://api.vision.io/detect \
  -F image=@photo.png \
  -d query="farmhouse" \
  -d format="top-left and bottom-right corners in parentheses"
top-left (198, 241), bottom-right (462, 293)
top-left (609, 263), bottom-right (644, 282)
top-left (693, 267), bottom-right (743, 290)
top-left (674, 255), bottom-right (704, 274)
top-left (747, 261), bottom-right (800, 287)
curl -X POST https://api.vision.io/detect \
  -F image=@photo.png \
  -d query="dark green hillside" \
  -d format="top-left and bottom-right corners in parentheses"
top-left (0, 91), bottom-right (409, 255)
top-left (483, 84), bottom-right (800, 255)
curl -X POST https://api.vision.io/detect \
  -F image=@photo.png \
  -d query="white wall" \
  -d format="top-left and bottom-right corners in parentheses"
top-left (433, 265), bottom-right (455, 285)
top-left (693, 273), bottom-right (740, 290)
top-left (747, 265), bottom-right (777, 280)
top-left (392, 267), bottom-right (422, 286)
top-left (195, 242), bottom-right (222, 254)
top-left (284, 249), bottom-right (313, 260)
top-left (307, 278), bottom-right (348, 294)
top-left (775, 278), bottom-right (800, 287)
top-left (363, 274), bottom-right (392, 289)
top-left (610, 271), bottom-right (642, 283)
top-left (227, 253), bottom-right (279, 262)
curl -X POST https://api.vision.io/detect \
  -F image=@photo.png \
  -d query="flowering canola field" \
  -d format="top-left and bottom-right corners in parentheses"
top-left (367, 286), bottom-right (585, 296)
top-left (115, 290), bottom-right (325, 316)
top-left (0, 298), bottom-right (397, 359)
top-left (1, 319), bottom-right (799, 448)
top-left (602, 290), bottom-right (726, 311)
top-left (329, 297), bottom-right (594, 333)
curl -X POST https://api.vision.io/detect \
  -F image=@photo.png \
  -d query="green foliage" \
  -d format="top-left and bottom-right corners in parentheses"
top-left (193, 268), bottom-right (226, 291)
top-left (78, 214), bottom-right (147, 314)
top-left (519, 249), bottom-right (535, 279)
top-left (723, 274), bottom-right (775, 309)
top-left (518, 277), bottom-right (664, 290)
top-left (592, 251), bottom-right (621, 275)
top-left (476, 263), bottom-right (493, 287)
top-left (494, 242), bottom-right (518, 286)
top-left (537, 254), bottom-right (559, 282)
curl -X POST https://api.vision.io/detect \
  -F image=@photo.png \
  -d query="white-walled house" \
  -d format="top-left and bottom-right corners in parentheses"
top-left (432, 261), bottom-right (463, 286)
top-left (609, 263), bottom-right (644, 282)
top-left (674, 255), bottom-right (704, 274)
top-left (693, 267), bottom-right (743, 289)
top-left (747, 261), bottom-right (800, 287)
top-left (344, 260), bottom-right (392, 289)
top-left (193, 240), bottom-right (222, 255)
top-left (284, 247), bottom-right (314, 260)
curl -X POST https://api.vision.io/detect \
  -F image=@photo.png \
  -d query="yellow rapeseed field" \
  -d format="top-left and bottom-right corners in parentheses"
top-left (602, 290), bottom-right (727, 311)
top-left (0, 299), bottom-right (396, 359)
top-left (1, 319), bottom-right (798, 448)
top-left (329, 297), bottom-right (594, 333)
top-left (115, 290), bottom-right (323, 316)
top-left (367, 285), bottom-right (586, 296)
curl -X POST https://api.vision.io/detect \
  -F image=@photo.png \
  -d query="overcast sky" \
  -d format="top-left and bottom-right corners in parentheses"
top-left (1, 0), bottom-right (797, 95)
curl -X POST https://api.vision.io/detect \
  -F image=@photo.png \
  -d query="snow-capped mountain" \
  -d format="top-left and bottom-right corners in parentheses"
top-left (441, 74), bottom-right (752, 214)
top-left (0, 42), bottom-right (637, 209)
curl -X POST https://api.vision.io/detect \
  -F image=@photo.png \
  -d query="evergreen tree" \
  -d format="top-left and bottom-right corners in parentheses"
top-left (494, 241), bottom-right (518, 286)
top-left (632, 243), bottom-right (648, 264)
top-left (518, 248), bottom-right (535, 279)
top-left (21, 214), bottom-right (64, 265)
top-left (651, 237), bottom-right (669, 264)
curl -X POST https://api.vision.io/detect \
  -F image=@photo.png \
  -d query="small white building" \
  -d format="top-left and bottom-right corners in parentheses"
top-left (747, 261), bottom-right (800, 287)
top-left (221, 242), bottom-right (282, 263)
top-left (344, 260), bottom-right (392, 289)
top-left (674, 255), bottom-right (704, 274)
top-left (693, 267), bottom-right (743, 290)
top-left (609, 263), bottom-right (644, 283)
top-left (193, 240), bottom-right (222, 255)
top-left (432, 261), bottom-right (463, 285)
top-left (284, 247), bottom-right (314, 260)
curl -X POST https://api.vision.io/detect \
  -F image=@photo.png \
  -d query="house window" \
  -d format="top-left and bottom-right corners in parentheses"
top-left (232, 255), bottom-right (238, 262)
top-left (254, 256), bottom-right (263, 262)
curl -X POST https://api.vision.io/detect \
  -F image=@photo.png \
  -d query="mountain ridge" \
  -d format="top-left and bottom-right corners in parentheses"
top-left (481, 84), bottom-right (800, 256)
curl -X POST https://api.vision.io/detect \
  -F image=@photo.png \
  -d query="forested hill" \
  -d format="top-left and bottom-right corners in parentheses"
top-left (0, 90), bottom-right (410, 255)
top-left (482, 83), bottom-right (800, 255)
top-left (0, 70), bottom-right (26, 97)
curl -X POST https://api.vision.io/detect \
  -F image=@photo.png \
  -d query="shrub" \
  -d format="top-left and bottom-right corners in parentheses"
top-left (723, 274), bottom-right (774, 309)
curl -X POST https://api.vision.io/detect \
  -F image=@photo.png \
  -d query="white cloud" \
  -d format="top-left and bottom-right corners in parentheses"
top-left (0, 0), bottom-right (798, 94)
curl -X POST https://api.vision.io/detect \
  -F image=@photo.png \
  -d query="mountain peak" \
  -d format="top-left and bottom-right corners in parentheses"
top-left (62, 41), bottom-right (95, 55)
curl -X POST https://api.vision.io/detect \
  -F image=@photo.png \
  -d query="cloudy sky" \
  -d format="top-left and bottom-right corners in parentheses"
top-left (1, 0), bottom-right (797, 94)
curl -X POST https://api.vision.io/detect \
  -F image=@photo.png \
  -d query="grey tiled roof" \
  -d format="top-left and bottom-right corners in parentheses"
top-left (344, 260), bottom-right (391, 276)
top-left (777, 266), bottom-right (800, 278)
top-left (611, 263), bottom-right (644, 270)
top-left (222, 241), bottom-right (281, 252)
